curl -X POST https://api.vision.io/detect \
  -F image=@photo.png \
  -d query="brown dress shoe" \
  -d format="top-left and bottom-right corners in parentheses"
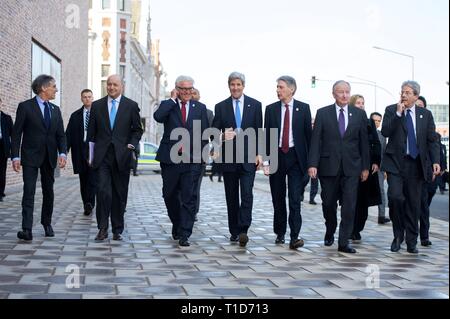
top-left (113, 233), bottom-right (123, 241)
top-left (239, 233), bottom-right (249, 247)
top-left (95, 229), bottom-right (108, 241)
top-left (289, 239), bottom-right (304, 249)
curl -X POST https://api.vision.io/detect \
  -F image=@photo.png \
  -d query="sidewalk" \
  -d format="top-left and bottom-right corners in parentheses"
top-left (0, 173), bottom-right (448, 299)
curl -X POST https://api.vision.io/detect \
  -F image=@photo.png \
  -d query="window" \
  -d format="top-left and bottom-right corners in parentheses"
top-left (120, 65), bottom-right (126, 79)
top-left (32, 41), bottom-right (61, 106)
top-left (118, 0), bottom-right (125, 11)
top-left (101, 65), bottom-right (110, 77)
top-left (101, 80), bottom-right (107, 98)
top-left (102, 0), bottom-right (110, 9)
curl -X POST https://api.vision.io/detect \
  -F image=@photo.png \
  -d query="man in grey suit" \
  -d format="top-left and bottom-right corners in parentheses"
top-left (370, 112), bottom-right (390, 225)
top-left (381, 81), bottom-right (440, 254)
top-left (308, 81), bottom-right (369, 253)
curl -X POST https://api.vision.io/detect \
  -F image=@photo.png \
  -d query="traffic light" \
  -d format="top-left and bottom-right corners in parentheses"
top-left (311, 76), bottom-right (316, 88)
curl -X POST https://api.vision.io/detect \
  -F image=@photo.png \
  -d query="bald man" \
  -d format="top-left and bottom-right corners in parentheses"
top-left (87, 75), bottom-right (143, 241)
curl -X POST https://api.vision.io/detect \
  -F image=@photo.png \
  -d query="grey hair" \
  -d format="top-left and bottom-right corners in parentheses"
top-left (277, 76), bottom-right (297, 95)
top-left (32, 74), bottom-right (55, 95)
top-left (402, 80), bottom-right (420, 96)
top-left (332, 80), bottom-right (351, 93)
top-left (175, 75), bottom-right (195, 86)
top-left (228, 72), bottom-right (246, 86)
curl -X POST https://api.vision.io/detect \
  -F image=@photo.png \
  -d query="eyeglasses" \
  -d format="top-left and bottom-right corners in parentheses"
top-left (177, 87), bottom-right (194, 92)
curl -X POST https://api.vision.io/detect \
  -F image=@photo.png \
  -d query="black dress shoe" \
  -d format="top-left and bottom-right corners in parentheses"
top-left (173, 233), bottom-right (180, 240)
top-left (95, 229), bottom-right (108, 241)
top-left (275, 235), bottom-right (285, 244)
top-left (407, 246), bottom-right (419, 254)
top-left (43, 225), bottom-right (55, 237)
top-left (338, 245), bottom-right (356, 253)
top-left (113, 233), bottom-right (123, 241)
top-left (229, 235), bottom-right (239, 242)
top-left (84, 203), bottom-right (93, 216)
top-left (17, 229), bottom-right (33, 241)
top-left (351, 232), bottom-right (361, 241)
top-left (239, 233), bottom-right (249, 247)
top-left (0, 197), bottom-right (3, 202)
top-left (421, 239), bottom-right (432, 247)
top-left (179, 239), bottom-right (190, 247)
top-left (390, 238), bottom-right (402, 252)
top-left (378, 217), bottom-right (391, 224)
top-left (289, 239), bottom-right (305, 249)
top-left (324, 236), bottom-right (334, 247)
top-left (309, 200), bottom-right (317, 205)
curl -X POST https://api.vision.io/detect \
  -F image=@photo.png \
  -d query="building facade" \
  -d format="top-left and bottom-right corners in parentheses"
top-left (88, 0), bottom-right (166, 144)
top-left (0, 0), bottom-right (89, 187)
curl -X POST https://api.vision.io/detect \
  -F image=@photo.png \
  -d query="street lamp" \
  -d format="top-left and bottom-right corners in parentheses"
top-left (347, 75), bottom-right (377, 111)
top-left (373, 46), bottom-right (415, 80)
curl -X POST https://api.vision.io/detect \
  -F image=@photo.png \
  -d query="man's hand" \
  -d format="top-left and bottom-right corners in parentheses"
top-left (58, 156), bottom-right (67, 169)
top-left (224, 128), bottom-right (236, 141)
top-left (263, 165), bottom-right (270, 176)
top-left (397, 101), bottom-right (406, 115)
top-left (255, 155), bottom-right (263, 170)
top-left (371, 164), bottom-right (379, 174)
top-left (12, 160), bottom-right (21, 173)
top-left (170, 88), bottom-right (179, 100)
top-left (361, 169), bottom-right (369, 182)
top-left (308, 167), bottom-right (317, 179)
top-left (127, 144), bottom-right (135, 150)
top-left (433, 164), bottom-right (441, 176)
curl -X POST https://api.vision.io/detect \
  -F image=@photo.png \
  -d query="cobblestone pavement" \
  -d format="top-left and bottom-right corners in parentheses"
top-left (0, 172), bottom-right (448, 299)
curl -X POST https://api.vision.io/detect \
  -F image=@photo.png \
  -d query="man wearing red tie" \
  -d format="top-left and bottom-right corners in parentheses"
top-left (154, 76), bottom-right (209, 247)
top-left (263, 76), bottom-right (312, 249)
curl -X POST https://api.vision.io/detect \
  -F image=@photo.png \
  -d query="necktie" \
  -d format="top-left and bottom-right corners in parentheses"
top-left (406, 109), bottom-right (418, 159)
top-left (235, 100), bottom-right (242, 129)
top-left (43, 101), bottom-right (51, 130)
top-left (110, 99), bottom-right (117, 129)
top-left (339, 108), bottom-right (345, 138)
top-left (281, 104), bottom-right (290, 154)
top-left (181, 102), bottom-right (187, 126)
top-left (85, 110), bottom-right (90, 131)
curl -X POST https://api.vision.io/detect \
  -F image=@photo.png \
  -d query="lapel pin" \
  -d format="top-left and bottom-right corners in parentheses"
top-left (420, 115), bottom-right (423, 119)
top-left (349, 113), bottom-right (353, 117)
top-left (296, 108), bottom-right (299, 112)
top-left (248, 105), bottom-right (251, 108)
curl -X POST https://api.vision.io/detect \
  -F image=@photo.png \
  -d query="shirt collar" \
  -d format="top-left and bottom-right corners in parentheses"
top-left (233, 95), bottom-right (244, 105)
top-left (336, 104), bottom-right (348, 112)
top-left (108, 95), bottom-right (122, 104)
top-left (407, 105), bottom-right (416, 114)
top-left (36, 96), bottom-right (47, 105)
top-left (178, 99), bottom-right (189, 106)
top-left (282, 99), bottom-right (294, 108)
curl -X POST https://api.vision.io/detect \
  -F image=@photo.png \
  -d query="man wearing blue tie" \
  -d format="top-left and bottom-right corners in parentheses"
top-left (381, 81), bottom-right (440, 254)
top-left (11, 75), bottom-right (67, 241)
top-left (212, 72), bottom-right (263, 247)
top-left (87, 75), bottom-right (143, 241)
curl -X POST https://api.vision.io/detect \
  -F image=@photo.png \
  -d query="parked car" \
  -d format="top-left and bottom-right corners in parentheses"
top-left (137, 142), bottom-right (160, 173)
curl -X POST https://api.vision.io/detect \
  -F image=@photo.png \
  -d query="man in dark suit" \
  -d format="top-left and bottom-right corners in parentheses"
top-left (308, 81), bottom-right (369, 254)
top-left (11, 75), bottom-right (67, 241)
top-left (212, 72), bottom-right (263, 247)
top-left (87, 75), bottom-right (143, 241)
top-left (0, 97), bottom-right (13, 201)
top-left (381, 81), bottom-right (440, 254)
top-left (191, 88), bottom-right (213, 222)
top-left (154, 76), bottom-right (209, 247)
top-left (66, 89), bottom-right (97, 216)
top-left (263, 76), bottom-right (312, 249)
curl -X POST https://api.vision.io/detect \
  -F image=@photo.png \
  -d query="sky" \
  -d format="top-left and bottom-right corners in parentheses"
top-left (146, 0), bottom-right (449, 116)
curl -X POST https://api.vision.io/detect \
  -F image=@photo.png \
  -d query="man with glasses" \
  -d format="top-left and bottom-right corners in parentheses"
top-left (154, 76), bottom-right (209, 247)
top-left (212, 72), bottom-right (263, 247)
top-left (381, 81), bottom-right (440, 254)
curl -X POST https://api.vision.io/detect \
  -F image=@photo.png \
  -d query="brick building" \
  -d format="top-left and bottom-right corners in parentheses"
top-left (0, 0), bottom-right (89, 188)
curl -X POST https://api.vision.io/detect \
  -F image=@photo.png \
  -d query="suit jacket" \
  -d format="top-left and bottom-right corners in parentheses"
top-left (308, 104), bottom-right (370, 177)
top-left (206, 109), bottom-right (214, 127)
top-left (11, 97), bottom-right (66, 168)
top-left (66, 106), bottom-right (89, 174)
top-left (0, 111), bottom-right (13, 159)
top-left (264, 99), bottom-right (312, 175)
top-left (87, 96), bottom-right (143, 171)
top-left (212, 95), bottom-right (263, 172)
top-left (154, 99), bottom-right (209, 164)
top-left (376, 129), bottom-right (386, 163)
top-left (381, 104), bottom-right (439, 182)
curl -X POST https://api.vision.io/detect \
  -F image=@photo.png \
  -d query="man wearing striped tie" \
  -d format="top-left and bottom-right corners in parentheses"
top-left (87, 75), bottom-right (143, 241)
top-left (66, 89), bottom-right (98, 216)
